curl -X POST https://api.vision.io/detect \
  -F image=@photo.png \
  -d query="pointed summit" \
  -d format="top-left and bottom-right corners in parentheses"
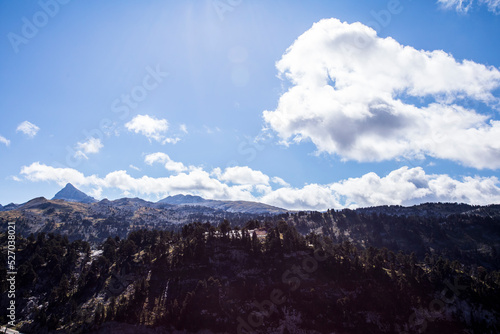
top-left (52, 183), bottom-right (96, 204)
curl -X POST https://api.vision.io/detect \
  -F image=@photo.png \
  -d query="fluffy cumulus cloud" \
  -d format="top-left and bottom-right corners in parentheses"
top-left (263, 19), bottom-right (500, 169)
top-left (261, 184), bottom-right (341, 211)
top-left (19, 162), bottom-right (500, 210)
top-left (75, 137), bottom-right (103, 160)
top-left (219, 166), bottom-right (270, 185)
top-left (16, 121), bottom-right (40, 138)
top-left (20, 162), bottom-right (97, 186)
top-left (262, 166), bottom-right (500, 210)
top-left (144, 152), bottom-right (188, 173)
top-left (0, 135), bottom-right (10, 147)
top-left (125, 115), bottom-right (179, 144)
top-left (438, 0), bottom-right (500, 13)
top-left (19, 162), bottom-right (257, 202)
top-left (163, 137), bottom-right (181, 144)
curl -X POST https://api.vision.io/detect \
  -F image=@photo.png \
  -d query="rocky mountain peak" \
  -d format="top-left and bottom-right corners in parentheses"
top-left (52, 183), bottom-right (96, 204)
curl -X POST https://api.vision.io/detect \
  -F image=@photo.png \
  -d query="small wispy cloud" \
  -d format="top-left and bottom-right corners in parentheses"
top-left (0, 135), bottom-right (10, 147)
top-left (162, 137), bottom-right (181, 145)
top-left (481, 0), bottom-right (500, 13)
top-left (272, 176), bottom-right (290, 187)
top-left (204, 125), bottom-right (221, 134)
top-left (144, 152), bottom-right (189, 173)
top-left (129, 164), bottom-right (141, 171)
top-left (437, 0), bottom-right (473, 12)
top-left (16, 121), bottom-right (40, 138)
top-left (437, 0), bottom-right (500, 14)
top-left (180, 124), bottom-right (188, 134)
top-left (75, 137), bottom-right (103, 159)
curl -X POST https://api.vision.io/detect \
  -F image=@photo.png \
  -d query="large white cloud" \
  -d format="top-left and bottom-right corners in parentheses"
top-left (16, 121), bottom-right (40, 138)
top-left (19, 162), bottom-right (500, 210)
top-left (263, 19), bottom-right (500, 169)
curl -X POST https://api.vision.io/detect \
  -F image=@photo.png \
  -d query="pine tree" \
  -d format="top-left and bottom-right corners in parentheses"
top-left (252, 231), bottom-right (261, 256)
top-left (219, 219), bottom-right (231, 240)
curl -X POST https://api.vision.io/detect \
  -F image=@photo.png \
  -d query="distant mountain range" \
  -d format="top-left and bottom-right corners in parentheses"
top-left (0, 184), bottom-right (289, 243)
top-left (159, 194), bottom-right (205, 205)
top-left (0, 202), bottom-right (20, 211)
top-left (0, 183), bottom-right (287, 215)
top-left (158, 193), bottom-right (289, 214)
top-left (4, 183), bottom-right (500, 218)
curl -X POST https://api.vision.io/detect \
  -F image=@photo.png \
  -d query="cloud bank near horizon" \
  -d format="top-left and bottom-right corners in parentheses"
top-left (19, 161), bottom-right (500, 211)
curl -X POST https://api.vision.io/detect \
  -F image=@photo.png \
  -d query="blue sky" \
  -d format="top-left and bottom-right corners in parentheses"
top-left (1, 0), bottom-right (500, 210)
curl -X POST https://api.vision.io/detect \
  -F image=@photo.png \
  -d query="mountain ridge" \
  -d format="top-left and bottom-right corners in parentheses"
top-left (158, 194), bottom-right (205, 205)
top-left (3, 184), bottom-right (500, 216)
top-left (0, 185), bottom-right (288, 215)
top-left (47, 184), bottom-right (287, 214)
top-left (158, 194), bottom-right (288, 214)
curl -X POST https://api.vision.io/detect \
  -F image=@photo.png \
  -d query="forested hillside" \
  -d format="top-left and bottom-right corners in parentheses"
top-left (272, 205), bottom-right (500, 270)
top-left (0, 197), bottom-right (269, 244)
top-left (1, 220), bottom-right (499, 333)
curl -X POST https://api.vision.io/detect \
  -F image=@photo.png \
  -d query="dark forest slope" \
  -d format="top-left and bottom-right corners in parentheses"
top-left (1, 221), bottom-right (499, 333)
